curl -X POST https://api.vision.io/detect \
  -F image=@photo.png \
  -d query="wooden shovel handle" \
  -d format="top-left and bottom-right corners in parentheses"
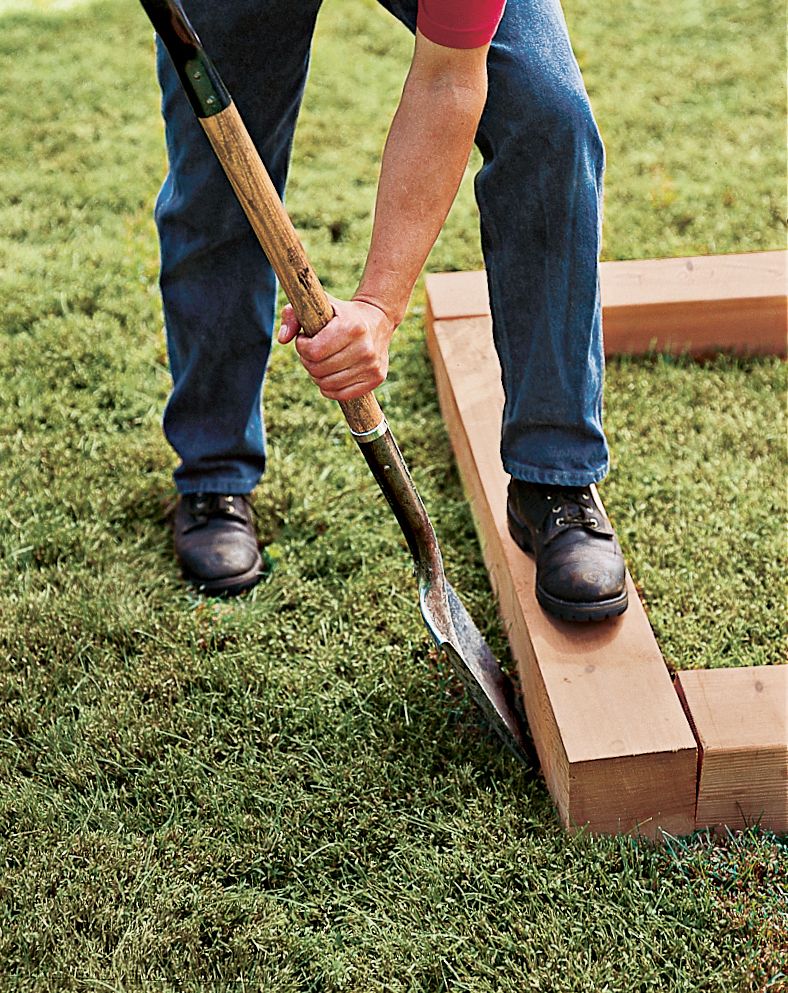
top-left (202, 106), bottom-right (385, 436)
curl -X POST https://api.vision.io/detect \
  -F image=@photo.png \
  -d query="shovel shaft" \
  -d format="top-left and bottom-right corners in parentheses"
top-left (200, 107), bottom-right (333, 336)
top-left (140, 0), bottom-right (384, 437)
top-left (198, 107), bottom-right (385, 436)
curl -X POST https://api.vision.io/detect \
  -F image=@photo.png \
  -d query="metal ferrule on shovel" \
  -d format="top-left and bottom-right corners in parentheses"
top-left (139, 0), bottom-right (529, 763)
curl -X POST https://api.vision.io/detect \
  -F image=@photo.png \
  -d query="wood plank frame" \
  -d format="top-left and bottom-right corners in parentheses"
top-left (425, 310), bottom-right (697, 838)
top-left (424, 254), bottom-right (787, 836)
top-left (676, 668), bottom-right (787, 834)
top-left (425, 251), bottom-right (787, 358)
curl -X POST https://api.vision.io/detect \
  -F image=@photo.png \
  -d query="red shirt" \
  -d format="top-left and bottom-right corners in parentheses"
top-left (417, 0), bottom-right (506, 49)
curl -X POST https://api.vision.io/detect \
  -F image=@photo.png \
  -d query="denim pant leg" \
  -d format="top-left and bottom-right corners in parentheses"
top-left (378, 0), bottom-right (608, 488)
top-left (476, 0), bottom-right (608, 487)
top-left (154, 0), bottom-right (322, 494)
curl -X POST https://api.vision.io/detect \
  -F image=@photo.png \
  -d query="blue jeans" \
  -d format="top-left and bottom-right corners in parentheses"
top-left (155, 0), bottom-right (608, 494)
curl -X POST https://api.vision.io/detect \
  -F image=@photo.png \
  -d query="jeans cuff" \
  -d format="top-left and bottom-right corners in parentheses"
top-left (503, 457), bottom-right (608, 488)
top-left (175, 476), bottom-right (259, 496)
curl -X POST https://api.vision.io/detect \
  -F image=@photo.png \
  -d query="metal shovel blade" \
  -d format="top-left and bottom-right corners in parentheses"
top-left (358, 426), bottom-right (529, 762)
top-left (443, 582), bottom-right (528, 757)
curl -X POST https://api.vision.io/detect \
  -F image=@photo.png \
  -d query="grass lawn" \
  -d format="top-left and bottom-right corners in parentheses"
top-left (0, 0), bottom-right (786, 989)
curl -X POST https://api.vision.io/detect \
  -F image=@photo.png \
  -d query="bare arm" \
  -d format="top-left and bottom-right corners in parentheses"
top-left (355, 30), bottom-right (489, 322)
top-left (278, 30), bottom-right (489, 401)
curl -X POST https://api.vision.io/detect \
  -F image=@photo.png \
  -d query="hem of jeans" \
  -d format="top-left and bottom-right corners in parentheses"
top-left (503, 458), bottom-right (608, 488)
top-left (175, 477), bottom-right (260, 496)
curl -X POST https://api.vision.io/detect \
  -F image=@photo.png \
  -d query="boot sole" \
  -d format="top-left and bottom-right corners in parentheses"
top-left (182, 551), bottom-right (263, 598)
top-left (507, 512), bottom-right (628, 624)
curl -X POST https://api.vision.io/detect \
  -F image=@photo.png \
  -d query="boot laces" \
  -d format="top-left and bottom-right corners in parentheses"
top-left (546, 488), bottom-right (598, 529)
top-left (184, 494), bottom-right (248, 531)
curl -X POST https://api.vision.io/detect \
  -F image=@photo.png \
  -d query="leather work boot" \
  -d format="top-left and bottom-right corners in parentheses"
top-left (507, 479), bottom-right (628, 623)
top-left (173, 493), bottom-right (262, 596)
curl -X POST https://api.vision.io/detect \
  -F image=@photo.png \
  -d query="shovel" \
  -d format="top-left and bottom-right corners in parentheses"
top-left (140, 0), bottom-right (529, 763)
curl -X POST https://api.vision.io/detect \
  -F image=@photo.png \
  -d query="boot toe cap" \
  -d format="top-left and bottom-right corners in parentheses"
top-left (541, 560), bottom-right (625, 603)
top-left (539, 536), bottom-right (626, 605)
top-left (179, 537), bottom-right (260, 582)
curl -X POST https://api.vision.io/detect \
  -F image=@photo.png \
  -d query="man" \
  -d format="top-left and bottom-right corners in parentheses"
top-left (155, 0), bottom-right (628, 623)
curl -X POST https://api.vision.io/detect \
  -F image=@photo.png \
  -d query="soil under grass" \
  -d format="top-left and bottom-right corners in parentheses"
top-left (0, 0), bottom-right (785, 990)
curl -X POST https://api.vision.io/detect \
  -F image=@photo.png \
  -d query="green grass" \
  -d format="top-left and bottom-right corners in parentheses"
top-left (0, 0), bottom-right (786, 989)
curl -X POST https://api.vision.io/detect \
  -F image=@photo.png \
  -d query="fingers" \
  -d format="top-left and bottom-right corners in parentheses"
top-left (299, 348), bottom-right (353, 379)
top-left (307, 357), bottom-right (387, 398)
top-left (277, 310), bottom-right (353, 363)
top-left (278, 296), bottom-right (340, 346)
top-left (314, 378), bottom-right (382, 402)
top-left (294, 316), bottom-right (359, 364)
top-left (276, 303), bottom-right (301, 344)
top-left (300, 326), bottom-right (386, 395)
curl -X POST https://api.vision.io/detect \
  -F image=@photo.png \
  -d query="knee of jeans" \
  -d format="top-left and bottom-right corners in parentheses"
top-left (154, 159), bottom-right (253, 255)
top-left (507, 72), bottom-right (605, 169)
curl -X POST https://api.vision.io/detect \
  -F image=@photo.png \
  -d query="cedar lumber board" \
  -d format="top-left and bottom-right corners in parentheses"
top-left (425, 251), bottom-right (787, 357)
top-left (425, 309), bottom-right (697, 838)
top-left (676, 667), bottom-right (788, 833)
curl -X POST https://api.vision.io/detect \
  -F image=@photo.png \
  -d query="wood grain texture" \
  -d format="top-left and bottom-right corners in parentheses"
top-left (676, 667), bottom-right (788, 833)
top-left (425, 270), bottom-right (490, 323)
top-left (200, 104), bottom-right (384, 435)
top-left (425, 252), bottom-right (787, 357)
top-left (426, 311), bottom-right (697, 837)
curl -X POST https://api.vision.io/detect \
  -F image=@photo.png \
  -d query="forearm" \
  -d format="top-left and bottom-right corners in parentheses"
top-left (278, 36), bottom-right (490, 403)
top-left (354, 35), bottom-right (488, 324)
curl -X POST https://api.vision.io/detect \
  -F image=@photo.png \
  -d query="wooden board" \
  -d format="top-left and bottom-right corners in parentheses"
top-left (425, 251), bottom-right (787, 357)
top-left (676, 667), bottom-right (788, 833)
top-left (425, 309), bottom-right (697, 838)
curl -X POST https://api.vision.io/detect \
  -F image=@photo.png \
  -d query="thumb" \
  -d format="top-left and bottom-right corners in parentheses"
top-left (277, 303), bottom-right (301, 344)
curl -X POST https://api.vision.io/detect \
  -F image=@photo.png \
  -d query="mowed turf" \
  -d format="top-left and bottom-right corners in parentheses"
top-left (0, 1), bottom-right (786, 990)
